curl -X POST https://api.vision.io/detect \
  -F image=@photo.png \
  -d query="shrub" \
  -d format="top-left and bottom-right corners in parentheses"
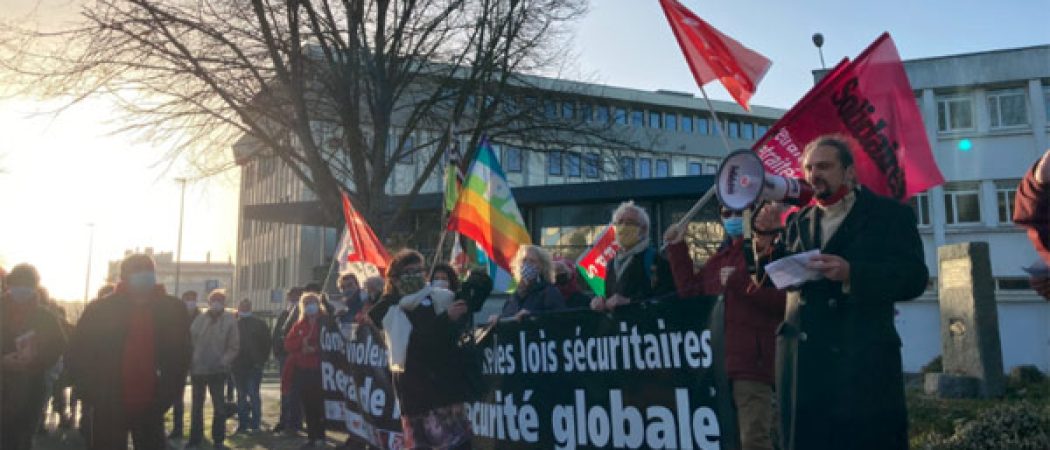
top-left (918, 402), bottom-right (1050, 450)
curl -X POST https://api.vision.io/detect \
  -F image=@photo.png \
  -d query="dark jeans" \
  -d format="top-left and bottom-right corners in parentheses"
top-left (234, 367), bottom-right (264, 430)
top-left (189, 373), bottom-right (229, 446)
top-left (171, 376), bottom-right (188, 434)
top-left (88, 406), bottom-right (165, 450)
top-left (278, 355), bottom-right (304, 430)
top-left (2, 382), bottom-right (45, 450)
top-left (226, 372), bottom-right (237, 403)
top-left (295, 367), bottom-right (326, 441)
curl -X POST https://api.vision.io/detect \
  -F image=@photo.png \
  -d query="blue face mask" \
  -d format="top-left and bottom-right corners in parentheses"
top-left (722, 217), bottom-right (744, 238)
top-left (305, 303), bottom-right (320, 316)
top-left (128, 272), bottom-right (157, 293)
top-left (8, 286), bottom-right (36, 303)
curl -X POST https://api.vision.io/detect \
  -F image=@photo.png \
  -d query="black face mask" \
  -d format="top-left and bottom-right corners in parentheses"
top-left (555, 273), bottom-right (570, 285)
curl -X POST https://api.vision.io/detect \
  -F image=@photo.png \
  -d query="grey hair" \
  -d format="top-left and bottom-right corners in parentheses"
top-left (612, 200), bottom-right (650, 231)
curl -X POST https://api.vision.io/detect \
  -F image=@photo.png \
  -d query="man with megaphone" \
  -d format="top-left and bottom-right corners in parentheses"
top-left (750, 135), bottom-right (928, 450)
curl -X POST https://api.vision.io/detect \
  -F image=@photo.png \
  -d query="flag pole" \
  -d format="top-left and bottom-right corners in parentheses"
top-left (429, 123), bottom-right (459, 279)
top-left (321, 228), bottom-right (344, 296)
top-left (667, 84), bottom-right (736, 235)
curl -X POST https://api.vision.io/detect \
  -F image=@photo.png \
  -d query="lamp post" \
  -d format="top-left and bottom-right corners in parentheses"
top-left (83, 223), bottom-right (94, 303)
top-left (812, 33), bottom-right (827, 70)
top-left (174, 178), bottom-right (187, 298)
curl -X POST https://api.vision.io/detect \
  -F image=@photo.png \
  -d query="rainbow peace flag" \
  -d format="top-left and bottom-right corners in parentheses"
top-left (447, 139), bottom-right (531, 291)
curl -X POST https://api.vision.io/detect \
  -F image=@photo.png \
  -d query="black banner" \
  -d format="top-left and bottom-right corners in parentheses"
top-left (322, 298), bottom-right (736, 450)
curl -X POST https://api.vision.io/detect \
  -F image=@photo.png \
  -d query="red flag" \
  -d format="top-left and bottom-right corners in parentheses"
top-left (659, 0), bottom-right (771, 111)
top-left (574, 225), bottom-right (621, 297)
top-left (752, 33), bottom-right (944, 201)
top-left (336, 191), bottom-right (391, 276)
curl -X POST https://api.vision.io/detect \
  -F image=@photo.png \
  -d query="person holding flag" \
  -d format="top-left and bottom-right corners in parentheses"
top-left (589, 201), bottom-right (674, 312)
top-left (760, 135), bottom-right (928, 450)
top-left (664, 206), bottom-right (785, 450)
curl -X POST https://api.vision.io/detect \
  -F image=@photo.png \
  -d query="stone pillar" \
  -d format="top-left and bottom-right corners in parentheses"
top-left (925, 242), bottom-right (1005, 398)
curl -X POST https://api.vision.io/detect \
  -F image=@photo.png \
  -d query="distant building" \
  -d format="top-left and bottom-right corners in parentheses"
top-left (107, 247), bottom-right (234, 300)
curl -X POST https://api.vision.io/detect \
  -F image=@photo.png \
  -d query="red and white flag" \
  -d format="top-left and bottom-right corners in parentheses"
top-left (335, 191), bottom-right (391, 277)
top-left (575, 224), bottom-right (621, 297)
top-left (659, 0), bottom-right (771, 111)
top-left (752, 33), bottom-right (944, 201)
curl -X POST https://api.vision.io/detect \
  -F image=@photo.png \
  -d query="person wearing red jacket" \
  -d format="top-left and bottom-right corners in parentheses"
top-left (664, 207), bottom-right (786, 450)
top-left (283, 292), bottom-right (328, 448)
top-left (1013, 149), bottom-right (1050, 301)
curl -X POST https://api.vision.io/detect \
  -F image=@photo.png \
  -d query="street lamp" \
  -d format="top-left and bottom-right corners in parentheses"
top-left (812, 33), bottom-right (827, 70)
top-left (174, 178), bottom-right (187, 298)
top-left (83, 223), bottom-right (94, 303)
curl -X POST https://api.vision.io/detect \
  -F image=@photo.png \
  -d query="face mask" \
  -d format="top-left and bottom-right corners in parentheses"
top-left (8, 287), bottom-right (36, 304)
top-left (396, 273), bottom-right (426, 295)
top-left (722, 217), bottom-right (744, 238)
top-left (128, 272), bottom-right (157, 294)
top-left (430, 279), bottom-right (450, 290)
top-left (614, 224), bottom-right (642, 249)
top-left (304, 303), bottom-right (320, 316)
top-left (519, 262), bottom-right (540, 282)
top-left (238, 311), bottom-right (252, 318)
top-left (555, 273), bottom-right (570, 285)
top-left (209, 301), bottom-right (224, 312)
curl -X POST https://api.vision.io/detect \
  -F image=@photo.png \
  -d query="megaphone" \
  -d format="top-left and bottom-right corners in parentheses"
top-left (715, 150), bottom-right (814, 210)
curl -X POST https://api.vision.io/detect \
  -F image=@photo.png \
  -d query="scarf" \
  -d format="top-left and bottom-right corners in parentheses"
top-left (614, 236), bottom-right (651, 281)
top-left (380, 286), bottom-right (454, 372)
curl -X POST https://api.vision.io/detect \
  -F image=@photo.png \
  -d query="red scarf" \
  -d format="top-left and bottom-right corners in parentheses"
top-left (122, 301), bottom-right (157, 416)
top-left (816, 185), bottom-right (851, 207)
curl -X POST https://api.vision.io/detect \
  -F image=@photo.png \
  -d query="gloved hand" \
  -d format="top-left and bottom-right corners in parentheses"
top-left (457, 269), bottom-right (494, 313)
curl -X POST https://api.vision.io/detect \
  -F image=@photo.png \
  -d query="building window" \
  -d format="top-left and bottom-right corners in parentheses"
top-left (697, 117), bottom-right (710, 135)
top-left (704, 163), bottom-right (718, 175)
top-left (596, 105), bottom-right (610, 123)
top-left (1044, 86), bottom-right (1050, 123)
top-left (664, 113), bottom-right (677, 131)
top-left (688, 162), bottom-right (702, 175)
top-left (655, 159), bottom-right (670, 178)
top-left (621, 157), bottom-right (635, 179)
top-left (615, 107), bottom-right (627, 125)
top-left (639, 158), bottom-right (652, 178)
top-left (503, 146), bottom-right (523, 173)
top-left (682, 116), bottom-right (694, 133)
top-left (742, 123), bottom-right (755, 140)
top-left (397, 136), bottom-right (414, 164)
top-left (908, 192), bottom-right (931, 226)
top-left (631, 110), bottom-right (644, 127)
top-left (756, 124), bottom-right (769, 138)
top-left (584, 153), bottom-right (600, 178)
top-left (728, 120), bottom-right (740, 138)
top-left (547, 151), bottom-right (563, 176)
top-left (581, 103), bottom-right (593, 122)
top-left (987, 89), bottom-right (1028, 129)
top-left (944, 183), bottom-right (981, 225)
top-left (996, 180), bottom-right (1019, 224)
top-left (649, 111), bottom-right (661, 128)
top-left (997, 278), bottom-right (1032, 292)
top-left (544, 99), bottom-right (557, 119)
top-left (937, 94), bottom-right (975, 132)
top-left (566, 152), bottom-right (582, 177)
top-left (562, 101), bottom-right (575, 120)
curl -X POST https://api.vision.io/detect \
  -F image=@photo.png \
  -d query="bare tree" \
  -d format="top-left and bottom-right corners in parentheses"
top-left (1, 0), bottom-right (652, 235)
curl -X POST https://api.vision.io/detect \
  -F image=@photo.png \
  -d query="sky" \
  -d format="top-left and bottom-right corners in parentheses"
top-left (1, 0), bottom-right (1048, 299)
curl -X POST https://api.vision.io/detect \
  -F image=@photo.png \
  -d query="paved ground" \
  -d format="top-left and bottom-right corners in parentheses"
top-left (34, 382), bottom-right (352, 450)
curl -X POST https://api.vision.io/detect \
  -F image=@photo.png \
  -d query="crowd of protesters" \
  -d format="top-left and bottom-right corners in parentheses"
top-left (7, 138), bottom-right (1050, 450)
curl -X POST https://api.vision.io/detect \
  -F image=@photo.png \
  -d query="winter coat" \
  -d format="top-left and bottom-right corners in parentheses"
top-left (604, 245), bottom-right (675, 303)
top-left (190, 309), bottom-right (240, 375)
top-left (233, 315), bottom-right (271, 371)
top-left (1, 297), bottom-right (68, 418)
top-left (501, 280), bottom-right (565, 318)
top-left (769, 186), bottom-right (927, 450)
top-left (1013, 160), bottom-right (1050, 264)
top-left (67, 289), bottom-right (191, 418)
top-left (667, 239), bottom-right (785, 384)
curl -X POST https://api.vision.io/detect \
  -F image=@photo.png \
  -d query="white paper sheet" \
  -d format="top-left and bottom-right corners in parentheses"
top-left (764, 250), bottom-right (823, 289)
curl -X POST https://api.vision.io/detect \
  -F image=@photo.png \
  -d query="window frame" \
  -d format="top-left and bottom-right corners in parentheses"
top-left (547, 151), bottom-right (563, 176)
top-left (986, 88), bottom-right (1029, 129)
top-left (908, 192), bottom-right (931, 227)
top-left (687, 162), bottom-right (702, 176)
top-left (566, 152), bottom-right (582, 177)
top-left (936, 94), bottom-right (975, 132)
top-left (584, 153), bottom-right (600, 179)
top-left (943, 184), bottom-right (982, 225)
top-left (639, 157), bottom-right (653, 178)
top-left (621, 157), bottom-right (636, 179)
top-left (503, 146), bottom-right (523, 173)
top-left (996, 180), bottom-right (1019, 224)
top-left (655, 159), bottom-right (670, 178)
top-left (649, 111), bottom-right (661, 129)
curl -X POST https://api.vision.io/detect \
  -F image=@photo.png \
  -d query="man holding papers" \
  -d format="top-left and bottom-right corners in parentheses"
top-left (761, 135), bottom-right (928, 450)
